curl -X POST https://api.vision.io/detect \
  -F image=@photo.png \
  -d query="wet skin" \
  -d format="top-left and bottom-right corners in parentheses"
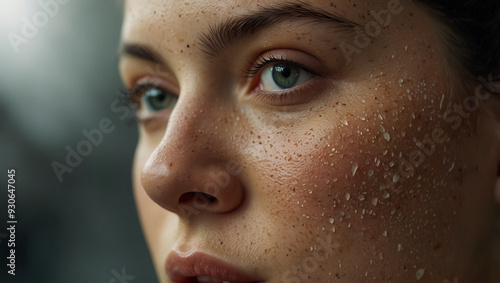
top-left (119, 0), bottom-right (500, 282)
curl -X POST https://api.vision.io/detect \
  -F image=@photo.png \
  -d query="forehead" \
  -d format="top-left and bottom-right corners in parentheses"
top-left (121, 0), bottom-right (390, 45)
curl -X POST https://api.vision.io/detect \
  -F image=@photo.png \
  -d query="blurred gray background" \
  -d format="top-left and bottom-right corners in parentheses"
top-left (0, 0), bottom-right (157, 282)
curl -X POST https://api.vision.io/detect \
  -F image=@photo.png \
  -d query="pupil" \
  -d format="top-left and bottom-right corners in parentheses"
top-left (146, 88), bottom-right (166, 110)
top-left (277, 66), bottom-right (291, 78)
top-left (272, 64), bottom-right (299, 89)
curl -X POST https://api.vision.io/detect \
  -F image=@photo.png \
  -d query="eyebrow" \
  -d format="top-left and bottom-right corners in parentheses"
top-left (118, 43), bottom-right (165, 65)
top-left (199, 1), bottom-right (361, 58)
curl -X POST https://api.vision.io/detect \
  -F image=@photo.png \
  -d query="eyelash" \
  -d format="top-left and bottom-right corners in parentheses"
top-left (118, 83), bottom-right (161, 125)
top-left (243, 54), bottom-right (319, 104)
top-left (244, 54), bottom-right (316, 78)
top-left (121, 54), bottom-right (318, 121)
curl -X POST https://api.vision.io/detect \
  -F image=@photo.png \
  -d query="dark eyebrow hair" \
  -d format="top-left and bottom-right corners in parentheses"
top-left (199, 1), bottom-right (361, 58)
top-left (118, 43), bottom-right (165, 64)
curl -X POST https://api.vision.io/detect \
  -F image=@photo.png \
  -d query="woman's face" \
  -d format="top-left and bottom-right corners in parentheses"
top-left (119, 0), bottom-right (500, 282)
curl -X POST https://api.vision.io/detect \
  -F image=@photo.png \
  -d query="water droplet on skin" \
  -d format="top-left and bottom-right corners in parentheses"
top-left (368, 170), bottom-right (374, 177)
top-left (332, 226), bottom-right (336, 232)
top-left (416, 269), bottom-right (425, 280)
top-left (371, 198), bottom-right (378, 206)
top-left (383, 191), bottom-right (390, 199)
top-left (329, 217), bottom-right (334, 224)
top-left (345, 193), bottom-right (351, 201)
top-left (393, 173), bottom-right (400, 183)
top-left (358, 195), bottom-right (365, 201)
top-left (448, 162), bottom-right (455, 172)
top-left (398, 244), bottom-right (403, 251)
top-left (352, 163), bottom-right (358, 176)
top-left (383, 132), bottom-right (391, 142)
top-left (383, 149), bottom-right (388, 156)
top-left (383, 230), bottom-right (388, 237)
top-left (340, 119), bottom-right (348, 126)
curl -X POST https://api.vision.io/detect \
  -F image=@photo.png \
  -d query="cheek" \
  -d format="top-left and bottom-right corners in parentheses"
top-left (249, 73), bottom-right (467, 279)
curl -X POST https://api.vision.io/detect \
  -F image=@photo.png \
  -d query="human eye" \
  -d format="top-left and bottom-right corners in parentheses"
top-left (127, 79), bottom-right (178, 122)
top-left (245, 50), bottom-right (327, 106)
top-left (258, 60), bottom-right (314, 91)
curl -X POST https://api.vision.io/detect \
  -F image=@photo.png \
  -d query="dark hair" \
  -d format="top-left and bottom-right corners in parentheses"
top-left (417, 0), bottom-right (500, 81)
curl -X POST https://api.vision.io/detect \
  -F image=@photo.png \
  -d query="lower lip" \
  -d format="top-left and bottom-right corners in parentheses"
top-left (165, 251), bottom-right (265, 283)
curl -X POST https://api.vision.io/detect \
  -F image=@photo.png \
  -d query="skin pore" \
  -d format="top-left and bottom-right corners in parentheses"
top-left (119, 0), bottom-right (500, 282)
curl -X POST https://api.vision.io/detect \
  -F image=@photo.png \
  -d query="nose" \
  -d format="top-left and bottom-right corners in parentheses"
top-left (139, 95), bottom-right (245, 219)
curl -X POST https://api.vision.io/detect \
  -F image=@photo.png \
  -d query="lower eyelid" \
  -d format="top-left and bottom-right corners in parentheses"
top-left (249, 76), bottom-right (325, 107)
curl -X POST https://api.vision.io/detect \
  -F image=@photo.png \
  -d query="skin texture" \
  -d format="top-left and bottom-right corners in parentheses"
top-left (119, 0), bottom-right (500, 282)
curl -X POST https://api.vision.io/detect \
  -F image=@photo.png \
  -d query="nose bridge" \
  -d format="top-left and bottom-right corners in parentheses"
top-left (139, 89), bottom-right (245, 217)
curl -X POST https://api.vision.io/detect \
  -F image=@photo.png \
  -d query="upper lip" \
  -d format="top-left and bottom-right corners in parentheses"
top-left (165, 250), bottom-right (265, 283)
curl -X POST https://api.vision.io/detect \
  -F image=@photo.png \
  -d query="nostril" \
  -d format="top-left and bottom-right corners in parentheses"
top-left (178, 192), bottom-right (218, 207)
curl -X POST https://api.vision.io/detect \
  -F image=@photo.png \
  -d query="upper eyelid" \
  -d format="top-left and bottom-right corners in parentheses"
top-left (244, 56), bottom-right (317, 78)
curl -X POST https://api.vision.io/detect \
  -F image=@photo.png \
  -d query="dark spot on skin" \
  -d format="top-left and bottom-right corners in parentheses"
top-left (433, 243), bottom-right (442, 251)
top-left (187, 44), bottom-right (190, 48)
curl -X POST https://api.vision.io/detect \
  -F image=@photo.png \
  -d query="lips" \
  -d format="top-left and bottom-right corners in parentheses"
top-left (165, 251), bottom-right (266, 283)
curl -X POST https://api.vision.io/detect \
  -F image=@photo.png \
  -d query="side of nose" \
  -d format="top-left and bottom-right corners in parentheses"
top-left (139, 97), bottom-right (245, 219)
